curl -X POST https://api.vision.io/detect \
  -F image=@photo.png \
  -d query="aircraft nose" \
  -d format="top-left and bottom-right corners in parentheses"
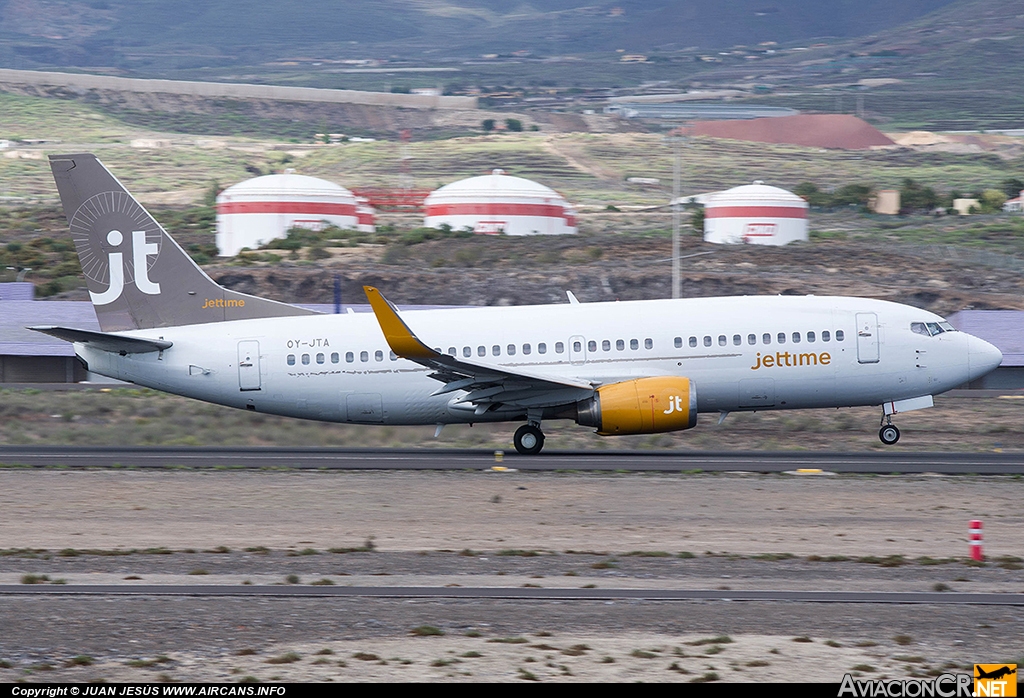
top-left (967, 334), bottom-right (1002, 380)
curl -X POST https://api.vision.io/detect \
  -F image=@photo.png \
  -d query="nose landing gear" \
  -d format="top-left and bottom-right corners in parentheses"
top-left (879, 412), bottom-right (900, 445)
top-left (513, 423), bottom-right (545, 455)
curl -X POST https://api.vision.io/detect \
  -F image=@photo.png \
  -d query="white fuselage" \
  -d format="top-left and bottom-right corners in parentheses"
top-left (76, 295), bottom-right (1000, 426)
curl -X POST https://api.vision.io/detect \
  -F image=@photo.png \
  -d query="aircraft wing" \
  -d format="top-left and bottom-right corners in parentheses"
top-left (364, 286), bottom-right (594, 414)
top-left (29, 326), bottom-right (173, 354)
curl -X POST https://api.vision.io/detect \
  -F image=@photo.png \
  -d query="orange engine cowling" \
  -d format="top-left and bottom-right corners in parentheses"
top-left (576, 377), bottom-right (697, 435)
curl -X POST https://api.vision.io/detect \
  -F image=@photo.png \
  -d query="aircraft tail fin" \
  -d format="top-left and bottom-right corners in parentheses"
top-left (49, 153), bottom-right (317, 332)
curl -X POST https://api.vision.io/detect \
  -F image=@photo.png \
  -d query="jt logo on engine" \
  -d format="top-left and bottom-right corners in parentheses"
top-left (663, 395), bottom-right (685, 415)
top-left (91, 229), bottom-right (161, 305)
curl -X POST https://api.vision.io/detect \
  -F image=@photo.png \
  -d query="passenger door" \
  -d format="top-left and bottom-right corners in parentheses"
top-left (856, 313), bottom-right (880, 364)
top-left (237, 340), bottom-right (261, 391)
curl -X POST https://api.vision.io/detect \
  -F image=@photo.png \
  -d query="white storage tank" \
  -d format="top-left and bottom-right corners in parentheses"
top-left (423, 169), bottom-right (577, 236)
top-left (216, 172), bottom-right (367, 256)
top-left (703, 181), bottom-right (808, 246)
top-left (355, 197), bottom-right (376, 233)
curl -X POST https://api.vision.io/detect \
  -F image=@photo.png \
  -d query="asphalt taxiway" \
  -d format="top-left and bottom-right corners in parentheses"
top-left (1, 585), bottom-right (1023, 605)
top-left (0, 445), bottom-right (1021, 473)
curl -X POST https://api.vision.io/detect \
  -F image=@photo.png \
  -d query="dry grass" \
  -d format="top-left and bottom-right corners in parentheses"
top-left (2, 387), bottom-right (1024, 453)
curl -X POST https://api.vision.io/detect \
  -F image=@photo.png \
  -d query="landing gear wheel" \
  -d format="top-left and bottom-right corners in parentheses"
top-left (879, 424), bottom-right (901, 445)
top-left (514, 424), bottom-right (545, 455)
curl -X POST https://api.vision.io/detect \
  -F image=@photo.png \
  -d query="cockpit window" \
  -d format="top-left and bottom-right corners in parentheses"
top-left (914, 321), bottom-right (957, 337)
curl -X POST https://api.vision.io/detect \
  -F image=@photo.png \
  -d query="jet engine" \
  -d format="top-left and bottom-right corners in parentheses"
top-left (576, 377), bottom-right (697, 435)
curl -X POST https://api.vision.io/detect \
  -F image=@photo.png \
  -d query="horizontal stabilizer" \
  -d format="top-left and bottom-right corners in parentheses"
top-left (29, 326), bottom-right (172, 354)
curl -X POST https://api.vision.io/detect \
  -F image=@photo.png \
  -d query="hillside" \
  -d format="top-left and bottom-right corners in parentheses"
top-left (0, 1), bottom-right (958, 70)
top-left (1, 1), bottom-right (1020, 132)
top-left (710, 0), bottom-right (1024, 130)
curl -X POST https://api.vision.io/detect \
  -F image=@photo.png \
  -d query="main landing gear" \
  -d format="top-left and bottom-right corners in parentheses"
top-left (879, 411), bottom-right (901, 445)
top-left (513, 423), bottom-right (545, 455)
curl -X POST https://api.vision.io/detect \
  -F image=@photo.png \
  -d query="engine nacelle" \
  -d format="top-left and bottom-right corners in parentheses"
top-left (576, 377), bottom-right (697, 435)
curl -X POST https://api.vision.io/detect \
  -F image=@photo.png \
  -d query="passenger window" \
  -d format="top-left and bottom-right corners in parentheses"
top-left (316, 353), bottom-right (325, 364)
top-left (763, 333), bottom-right (771, 345)
top-left (389, 351), bottom-right (397, 361)
top-left (375, 350), bottom-right (383, 362)
top-left (572, 341), bottom-right (580, 352)
top-left (523, 344), bottom-right (532, 355)
top-left (359, 351), bottom-right (368, 362)
top-left (630, 338), bottom-right (639, 350)
top-left (331, 352), bottom-right (339, 363)
top-left (674, 337), bottom-right (682, 348)
top-left (733, 334), bottom-right (742, 346)
top-left (346, 351), bottom-right (354, 363)
top-left (616, 339), bottom-right (625, 351)
top-left (807, 331), bottom-right (815, 343)
top-left (508, 344), bottom-right (517, 356)
top-left (448, 347), bottom-right (456, 356)
top-left (792, 332), bottom-right (801, 344)
top-left (555, 342), bottom-right (564, 353)
top-left (689, 336), bottom-right (697, 348)
top-left (748, 334), bottom-right (756, 345)
top-left (538, 343), bottom-right (547, 354)
top-left (478, 346), bottom-right (486, 357)
top-left (302, 354), bottom-right (310, 365)
top-left (777, 332), bottom-right (786, 344)
top-left (463, 346), bottom-right (471, 357)
top-left (836, 330), bottom-right (845, 341)
top-left (492, 345), bottom-right (501, 356)
top-left (718, 335), bottom-right (726, 347)
top-left (602, 339), bottom-right (611, 351)
top-left (588, 340), bottom-right (597, 352)
top-left (822, 330), bottom-right (831, 342)
top-left (287, 354), bottom-right (295, 366)
top-left (703, 336), bottom-right (712, 347)
top-left (644, 338), bottom-right (652, 349)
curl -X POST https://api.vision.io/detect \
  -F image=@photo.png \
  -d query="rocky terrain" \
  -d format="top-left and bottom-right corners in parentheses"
top-left (0, 469), bottom-right (1021, 683)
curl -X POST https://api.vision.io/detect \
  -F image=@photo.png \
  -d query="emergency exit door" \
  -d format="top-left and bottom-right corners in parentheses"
top-left (237, 340), bottom-right (261, 391)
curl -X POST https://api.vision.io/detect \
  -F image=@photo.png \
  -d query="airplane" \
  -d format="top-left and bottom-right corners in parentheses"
top-left (31, 153), bottom-right (1003, 455)
top-left (975, 666), bottom-right (1016, 681)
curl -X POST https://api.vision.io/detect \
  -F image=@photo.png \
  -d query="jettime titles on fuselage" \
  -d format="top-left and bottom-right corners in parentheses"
top-left (751, 351), bottom-right (831, 371)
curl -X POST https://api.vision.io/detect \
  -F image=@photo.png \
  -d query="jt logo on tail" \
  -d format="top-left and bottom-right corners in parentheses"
top-left (91, 229), bottom-right (161, 305)
top-left (50, 153), bottom-right (316, 331)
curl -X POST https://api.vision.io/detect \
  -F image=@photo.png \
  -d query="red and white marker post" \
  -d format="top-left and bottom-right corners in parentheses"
top-left (969, 519), bottom-right (984, 561)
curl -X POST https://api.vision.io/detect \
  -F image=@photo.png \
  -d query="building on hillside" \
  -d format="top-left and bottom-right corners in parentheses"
top-left (870, 190), bottom-right (900, 215)
top-left (1002, 191), bottom-right (1023, 213)
top-left (953, 198), bottom-right (980, 215)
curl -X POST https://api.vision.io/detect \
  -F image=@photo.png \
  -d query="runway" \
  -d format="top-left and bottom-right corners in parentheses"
top-left (0, 445), bottom-right (1022, 473)
top-left (2, 585), bottom-right (1023, 605)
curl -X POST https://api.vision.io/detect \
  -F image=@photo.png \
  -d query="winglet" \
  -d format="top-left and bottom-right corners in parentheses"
top-left (363, 286), bottom-right (439, 360)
